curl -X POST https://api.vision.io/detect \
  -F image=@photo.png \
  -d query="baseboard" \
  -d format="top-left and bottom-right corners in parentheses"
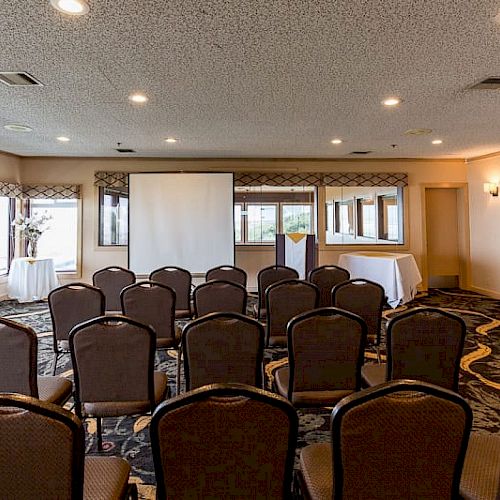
top-left (469, 285), bottom-right (500, 299)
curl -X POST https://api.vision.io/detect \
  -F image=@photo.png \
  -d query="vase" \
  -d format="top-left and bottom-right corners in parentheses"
top-left (27, 239), bottom-right (38, 258)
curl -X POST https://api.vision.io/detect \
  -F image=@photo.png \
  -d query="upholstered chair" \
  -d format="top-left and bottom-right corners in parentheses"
top-left (150, 383), bottom-right (298, 500)
top-left (149, 266), bottom-right (192, 319)
top-left (92, 266), bottom-right (135, 312)
top-left (48, 282), bottom-right (105, 375)
top-left (307, 265), bottom-right (350, 307)
top-left (193, 280), bottom-right (247, 318)
top-left (206, 264), bottom-right (247, 287)
top-left (274, 307), bottom-right (366, 406)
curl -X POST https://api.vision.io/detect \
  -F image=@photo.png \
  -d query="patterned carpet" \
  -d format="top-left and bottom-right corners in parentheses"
top-left (0, 288), bottom-right (499, 499)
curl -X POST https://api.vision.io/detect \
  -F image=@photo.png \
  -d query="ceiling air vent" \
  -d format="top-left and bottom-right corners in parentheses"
top-left (0, 72), bottom-right (44, 87)
top-left (468, 77), bottom-right (500, 90)
top-left (349, 151), bottom-right (372, 155)
top-left (115, 148), bottom-right (136, 153)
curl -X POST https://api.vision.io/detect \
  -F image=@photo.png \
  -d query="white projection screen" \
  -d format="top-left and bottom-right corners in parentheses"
top-left (129, 172), bottom-right (234, 275)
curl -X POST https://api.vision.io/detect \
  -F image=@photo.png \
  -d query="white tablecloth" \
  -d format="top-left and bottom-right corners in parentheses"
top-left (337, 252), bottom-right (422, 308)
top-left (8, 258), bottom-right (59, 302)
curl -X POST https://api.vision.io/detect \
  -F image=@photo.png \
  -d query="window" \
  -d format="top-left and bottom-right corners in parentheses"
top-left (99, 187), bottom-right (128, 246)
top-left (282, 204), bottom-right (312, 233)
top-left (234, 203), bottom-right (243, 243)
top-left (0, 197), bottom-right (11, 275)
top-left (30, 199), bottom-right (78, 272)
top-left (326, 186), bottom-right (403, 245)
top-left (247, 204), bottom-right (277, 243)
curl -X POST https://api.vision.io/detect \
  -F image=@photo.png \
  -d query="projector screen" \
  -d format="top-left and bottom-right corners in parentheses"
top-left (129, 172), bottom-right (234, 275)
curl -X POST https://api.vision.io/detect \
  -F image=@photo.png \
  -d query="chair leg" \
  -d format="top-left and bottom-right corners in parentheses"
top-left (127, 483), bottom-right (138, 500)
top-left (51, 353), bottom-right (59, 376)
top-left (96, 417), bottom-right (103, 452)
top-left (375, 346), bottom-right (381, 364)
top-left (176, 347), bottom-right (182, 395)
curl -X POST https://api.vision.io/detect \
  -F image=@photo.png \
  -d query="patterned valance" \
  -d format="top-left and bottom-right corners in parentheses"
top-left (0, 182), bottom-right (80, 199)
top-left (93, 171), bottom-right (408, 188)
top-left (94, 171), bottom-right (129, 188)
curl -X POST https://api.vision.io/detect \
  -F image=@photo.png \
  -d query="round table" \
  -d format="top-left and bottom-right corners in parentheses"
top-left (7, 257), bottom-right (59, 302)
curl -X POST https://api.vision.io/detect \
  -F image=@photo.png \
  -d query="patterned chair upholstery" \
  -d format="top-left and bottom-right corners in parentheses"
top-left (206, 265), bottom-right (247, 287)
top-left (92, 266), bottom-right (135, 312)
top-left (150, 383), bottom-right (298, 499)
top-left (193, 280), bottom-right (247, 318)
top-left (48, 283), bottom-right (105, 375)
top-left (149, 266), bottom-right (192, 319)
top-left (0, 317), bottom-right (72, 406)
top-left (308, 265), bottom-right (350, 307)
top-left (274, 308), bottom-right (366, 406)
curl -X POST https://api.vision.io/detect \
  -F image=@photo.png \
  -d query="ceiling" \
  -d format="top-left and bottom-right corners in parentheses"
top-left (1, 0), bottom-right (500, 159)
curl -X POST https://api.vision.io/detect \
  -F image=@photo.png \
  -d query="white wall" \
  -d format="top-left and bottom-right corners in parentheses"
top-left (466, 153), bottom-right (500, 297)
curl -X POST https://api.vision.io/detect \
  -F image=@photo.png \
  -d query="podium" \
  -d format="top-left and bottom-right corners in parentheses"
top-left (276, 233), bottom-right (315, 279)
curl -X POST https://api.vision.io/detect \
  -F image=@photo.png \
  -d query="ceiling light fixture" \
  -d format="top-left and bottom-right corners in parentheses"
top-left (432, 139), bottom-right (443, 145)
top-left (331, 139), bottom-right (342, 144)
top-left (3, 124), bottom-right (32, 132)
top-left (382, 97), bottom-right (401, 107)
top-left (57, 136), bottom-right (70, 142)
top-left (129, 93), bottom-right (148, 104)
top-left (50, 0), bottom-right (89, 15)
top-left (165, 137), bottom-right (178, 143)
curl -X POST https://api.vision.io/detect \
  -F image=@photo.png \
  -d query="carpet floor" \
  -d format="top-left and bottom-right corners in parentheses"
top-left (0, 288), bottom-right (498, 499)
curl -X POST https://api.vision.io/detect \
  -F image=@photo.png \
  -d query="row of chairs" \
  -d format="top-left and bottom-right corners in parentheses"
top-left (1, 380), bottom-right (496, 499)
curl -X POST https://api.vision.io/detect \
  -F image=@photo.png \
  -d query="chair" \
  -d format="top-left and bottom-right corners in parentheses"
top-left (150, 383), bottom-right (298, 500)
top-left (193, 279), bottom-right (247, 317)
top-left (274, 308), bottom-right (366, 406)
top-left (182, 312), bottom-right (264, 391)
top-left (48, 283), bottom-right (105, 375)
top-left (255, 265), bottom-right (299, 320)
top-left (0, 393), bottom-right (137, 499)
top-left (265, 279), bottom-right (319, 346)
top-left (308, 265), bottom-right (350, 307)
top-left (149, 266), bottom-right (192, 319)
top-left (70, 315), bottom-right (168, 451)
top-left (0, 317), bottom-right (72, 406)
top-left (331, 278), bottom-right (385, 362)
top-left (361, 307), bottom-right (466, 391)
top-left (92, 266), bottom-right (135, 312)
top-left (299, 380), bottom-right (473, 500)
top-left (206, 264), bottom-right (247, 287)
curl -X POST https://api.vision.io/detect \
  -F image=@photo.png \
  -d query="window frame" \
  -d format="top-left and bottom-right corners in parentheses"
top-left (244, 202), bottom-right (279, 245)
top-left (0, 197), bottom-right (14, 276)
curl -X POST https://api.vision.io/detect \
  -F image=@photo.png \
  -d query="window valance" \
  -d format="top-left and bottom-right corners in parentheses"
top-left (93, 170), bottom-right (408, 188)
top-left (0, 181), bottom-right (81, 199)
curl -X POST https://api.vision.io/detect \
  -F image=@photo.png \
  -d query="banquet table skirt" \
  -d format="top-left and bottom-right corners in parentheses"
top-left (8, 258), bottom-right (59, 302)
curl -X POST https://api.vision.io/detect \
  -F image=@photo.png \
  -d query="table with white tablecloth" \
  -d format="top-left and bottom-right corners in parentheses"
top-left (8, 257), bottom-right (59, 302)
top-left (337, 251), bottom-right (422, 308)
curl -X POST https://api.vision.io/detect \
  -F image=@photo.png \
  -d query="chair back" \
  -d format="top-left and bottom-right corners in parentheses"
top-left (48, 283), bottom-right (105, 347)
top-left (331, 279), bottom-right (385, 345)
top-left (150, 384), bottom-right (298, 500)
top-left (0, 318), bottom-right (38, 397)
top-left (257, 265), bottom-right (299, 313)
top-left (287, 308), bottom-right (366, 399)
top-left (121, 281), bottom-right (177, 345)
top-left (330, 380), bottom-right (472, 499)
top-left (182, 313), bottom-right (264, 390)
top-left (206, 265), bottom-right (247, 287)
top-left (193, 280), bottom-right (247, 317)
top-left (266, 279), bottom-right (319, 344)
top-left (387, 307), bottom-right (466, 391)
top-left (92, 267), bottom-right (135, 312)
top-left (0, 393), bottom-right (84, 499)
top-left (70, 316), bottom-right (155, 411)
top-left (308, 265), bottom-right (350, 307)
top-left (149, 266), bottom-right (192, 312)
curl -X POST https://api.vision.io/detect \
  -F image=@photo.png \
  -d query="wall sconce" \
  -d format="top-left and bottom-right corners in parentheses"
top-left (483, 182), bottom-right (499, 197)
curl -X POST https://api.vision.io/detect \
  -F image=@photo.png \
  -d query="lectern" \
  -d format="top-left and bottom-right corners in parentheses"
top-left (276, 233), bottom-right (315, 279)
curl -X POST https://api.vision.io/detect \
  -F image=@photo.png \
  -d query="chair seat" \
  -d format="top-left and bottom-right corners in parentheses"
top-left (175, 309), bottom-right (191, 319)
top-left (83, 371), bottom-right (168, 417)
top-left (37, 376), bottom-right (73, 405)
top-left (84, 456), bottom-right (131, 500)
top-left (361, 363), bottom-right (386, 387)
top-left (460, 432), bottom-right (500, 500)
top-left (268, 335), bottom-right (287, 347)
top-left (300, 443), bottom-right (333, 500)
top-left (156, 325), bottom-right (181, 349)
top-left (275, 367), bottom-right (354, 406)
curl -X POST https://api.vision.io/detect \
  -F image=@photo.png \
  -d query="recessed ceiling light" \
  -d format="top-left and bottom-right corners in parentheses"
top-left (331, 139), bottom-right (342, 144)
top-left (404, 128), bottom-right (432, 136)
top-left (432, 139), bottom-right (443, 145)
top-left (57, 136), bottom-right (70, 142)
top-left (382, 97), bottom-right (401, 107)
top-left (50, 0), bottom-right (89, 15)
top-left (3, 124), bottom-right (32, 132)
top-left (165, 137), bottom-right (178, 143)
top-left (129, 93), bottom-right (148, 104)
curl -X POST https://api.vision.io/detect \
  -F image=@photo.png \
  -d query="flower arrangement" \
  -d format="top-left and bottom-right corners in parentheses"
top-left (11, 213), bottom-right (52, 258)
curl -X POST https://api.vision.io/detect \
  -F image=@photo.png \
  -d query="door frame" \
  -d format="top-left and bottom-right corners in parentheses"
top-left (420, 183), bottom-right (470, 290)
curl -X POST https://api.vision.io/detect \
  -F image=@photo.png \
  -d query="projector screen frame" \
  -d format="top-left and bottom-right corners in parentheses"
top-left (127, 171), bottom-right (235, 277)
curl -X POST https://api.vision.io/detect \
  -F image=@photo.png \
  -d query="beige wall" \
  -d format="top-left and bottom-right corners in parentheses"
top-left (2, 155), bottom-right (468, 291)
top-left (466, 153), bottom-right (500, 297)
